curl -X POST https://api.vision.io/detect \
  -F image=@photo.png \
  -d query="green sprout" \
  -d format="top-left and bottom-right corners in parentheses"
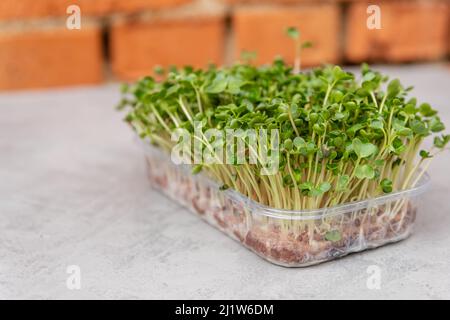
top-left (240, 50), bottom-right (258, 64)
top-left (286, 26), bottom-right (312, 74)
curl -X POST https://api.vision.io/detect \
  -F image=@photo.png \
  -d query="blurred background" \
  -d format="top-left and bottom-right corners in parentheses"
top-left (0, 0), bottom-right (449, 90)
top-left (1, 0), bottom-right (450, 300)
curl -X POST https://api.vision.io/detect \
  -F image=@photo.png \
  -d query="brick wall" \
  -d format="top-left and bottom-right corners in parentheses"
top-left (0, 0), bottom-right (449, 90)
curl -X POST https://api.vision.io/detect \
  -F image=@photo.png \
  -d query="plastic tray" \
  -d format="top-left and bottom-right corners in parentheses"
top-left (140, 141), bottom-right (430, 267)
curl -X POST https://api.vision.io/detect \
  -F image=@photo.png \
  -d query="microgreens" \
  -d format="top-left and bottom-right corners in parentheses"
top-left (119, 51), bottom-right (448, 211)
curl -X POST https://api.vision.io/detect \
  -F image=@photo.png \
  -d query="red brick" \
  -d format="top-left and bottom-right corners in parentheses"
top-left (448, 3), bottom-right (450, 57)
top-left (233, 4), bottom-right (341, 67)
top-left (0, 0), bottom-right (192, 21)
top-left (345, 0), bottom-right (449, 63)
top-left (226, 0), bottom-right (320, 3)
top-left (0, 0), bottom-right (109, 20)
top-left (226, 0), bottom-right (352, 4)
top-left (110, 0), bottom-right (192, 13)
top-left (110, 16), bottom-right (225, 80)
top-left (0, 27), bottom-right (103, 90)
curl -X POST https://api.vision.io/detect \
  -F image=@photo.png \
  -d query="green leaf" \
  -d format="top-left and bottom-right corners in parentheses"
top-left (393, 121), bottom-right (412, 136)
top-left (227, 76), bottom-right (245, 94)
top-left (318, 182), bottom-right (332, 193)
top-left (333, 136), bottom-right (343, 147)
top-left (309, 188), bottom-right (322, 197)
top-left (411, 119), bottom-right (429, 136)
top-left (332, 66), bottom-right (352, 80)
top-left (240, 50), bottom-right (257, 62)
top-left (301, 41), bottom-right (313, 49)
top-left (352, 138), bottom-right (377, 158)
top-left (293, 169), bottom-right (302, 183)
top-left (309, 182), bottom-right (331, 197)
top-left (344, 101), bottom-right (357, 110)
top-left (419, 103), bottom-right (437, 117)
top-left (299, 182), bottom-right (313, 192)
top-left (347, 124), bottom-right (365, 137)
top-left (355, 88), bottom-right (370, 98)
top-left (380, 178), bottom-right (393, 193)
top-left (333, 112), bottom-right (346, 121)
top-left (387, 79), bottom-right (401, 98)
top-left (120, 83), bottom-right (129, 94)
top-left (362, 80), bottom-right (377, 91)
top-left (374, 159), bottom-right (385, 167)
top-left (390, 137), bottom-right (406, 155)
top-left (434, 135), bottom-right (450, 149)
top-left (331, 90), bottom-right (344, 103)
top-left (293, 137), bottom-right (306, 148)
top-left (362, 72), bottom-right (376, 82)
top-left (336, 175), bottom-right (350, 191)
top-left (284, 138), bottom-right (293, 151)
top-left (192, 164), bottom-right (203, 174)
top-left (419, 150), bottom-right (432, 159)
top-left (205, 75), bottom-right (228, 94)
top-left (289, 103), bottom-right (300, 118)
top-left (166, 84), bottom-right (181, 96)
top-left (325, 230), bottom-right (342, 242)
top-left (370, 120), bottom-right (384, 130)
top-left (429, 117), bottom-right (445, 133)
top-left (355, 164), bottom-right (375, 179)
top-left (404, 103), bottom-right (417, 115)
top-left (277, 113), bottom-right (289, 122)
top-left (153, 65), bottom-right (165, 75)
top-left (286, 27), bottom-right (299, 39)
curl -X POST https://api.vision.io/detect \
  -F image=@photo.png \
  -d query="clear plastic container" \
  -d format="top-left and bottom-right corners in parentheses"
top-left (140, 141), bottom-right (430, 267)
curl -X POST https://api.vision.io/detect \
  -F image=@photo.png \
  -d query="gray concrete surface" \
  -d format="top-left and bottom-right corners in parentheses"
top-left (0, 64), bottom-right (449, 300)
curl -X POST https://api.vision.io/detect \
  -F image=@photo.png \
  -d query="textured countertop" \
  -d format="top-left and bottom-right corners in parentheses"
top-left (1, 64), bottom-right (449, 300)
